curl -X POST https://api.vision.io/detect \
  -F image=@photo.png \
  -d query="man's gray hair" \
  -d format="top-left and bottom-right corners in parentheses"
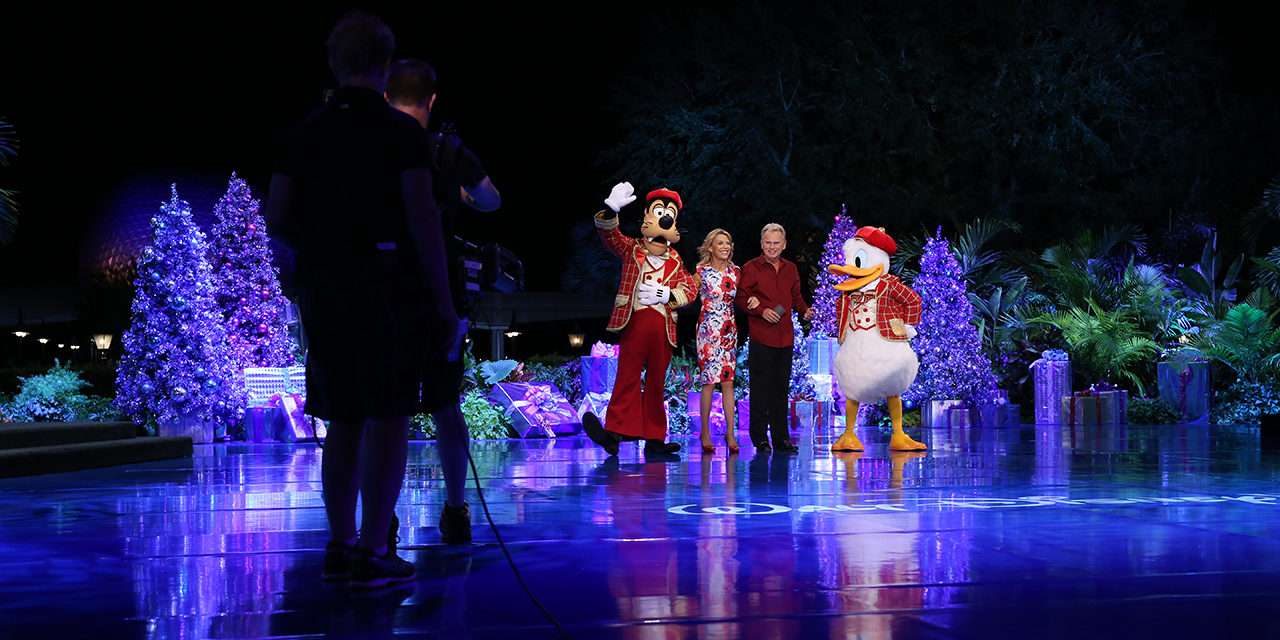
top-left (761, 223), bottom-right (786, 239)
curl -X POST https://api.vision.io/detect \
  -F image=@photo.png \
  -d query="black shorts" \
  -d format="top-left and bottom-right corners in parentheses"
top-left (298, 261), bottom-right (428, 422)
top-left (421, 356), bottom-right (465, 414)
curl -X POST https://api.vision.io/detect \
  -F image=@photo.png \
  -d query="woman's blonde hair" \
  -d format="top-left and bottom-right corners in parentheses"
top-left (697, 228), bottom-right (734, 268)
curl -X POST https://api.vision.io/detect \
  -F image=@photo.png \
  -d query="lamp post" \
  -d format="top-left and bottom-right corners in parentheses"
top-left (11, 308), bottom-right (28, 364)
top-left (12, 330), bottom-right (28, 364)
top-left (93, 333), bottom-right (114, 362)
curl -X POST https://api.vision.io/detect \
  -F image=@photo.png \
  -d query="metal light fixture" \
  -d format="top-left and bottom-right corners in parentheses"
top-left (12, 330), bottom-right (28, 339)
top-left (505, 331), bottom-right (521, 338)
top-left (568, 332), bottom-right (585, 348)
top-left (70, 345), bottom-right (81, 350)
top-left (37, 338), bottom-right (48, 345)
top-left (57, 343), bottom-right (65, 349)
top-left (93, 334), bottom-right (113, 350)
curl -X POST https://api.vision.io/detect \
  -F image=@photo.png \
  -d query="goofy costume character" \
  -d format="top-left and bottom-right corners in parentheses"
top-left (581, 182), bottom-right (695, 458)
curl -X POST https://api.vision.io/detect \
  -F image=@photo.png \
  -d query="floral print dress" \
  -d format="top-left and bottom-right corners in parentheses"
top-left (697, 264), bottom-right (740, 385)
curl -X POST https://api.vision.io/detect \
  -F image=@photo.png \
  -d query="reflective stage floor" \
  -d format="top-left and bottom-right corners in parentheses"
top-left (4, 422), bottom-right (1280, 639)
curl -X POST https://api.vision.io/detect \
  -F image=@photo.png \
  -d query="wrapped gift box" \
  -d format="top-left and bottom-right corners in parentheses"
top-left (975, 400), bottom-right (1021, 427)
top-left (1031, 352), bottom-right (1072, 425)
top-left (687, 391), bottom-right (730, 435)
top-left (576, 391), bottom-right (611, 427)
top-left (808, 338), bottom-right (839, 377)
top-left (1061, 392), bottom-right (1124, 426)
top-left (925, 400), bottom-right (971, 428)
top-left (1002, 403), bottom-right (1022, 426)
top-left (242, 407), bottom-right (273, 443)
top-left (489, 382), bottom-right (580, 438)
top-left (948, 406), bottom-right (974, 427)
top-left (243, 366), bottom-right (307, 408)
top-left (976, 402), bottom-right (998, 428)
top-left (590, 341), bottom-right (620, 358)
top-left (808, 373), bottom-right (835, 402)
top-left (791, 400), bottom-right (833, 430)
top-left (269, 393), bottom-right (311, 442)
top-left (579, 355), bottom-right (619, 396)
top-left (1157, 361), bottom-right (1210, 424)
top-left (1096, 389), bottom-right (1127, 425)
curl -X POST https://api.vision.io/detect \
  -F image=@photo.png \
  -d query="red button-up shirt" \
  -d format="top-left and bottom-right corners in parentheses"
top-left (735, 255), bottom-right (810, 348)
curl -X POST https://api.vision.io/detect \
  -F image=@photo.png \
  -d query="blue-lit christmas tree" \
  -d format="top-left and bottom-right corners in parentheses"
top-left (116, 186), bottom-right (246, 429)
top-left (811, 204), bottom-right (857, 338)
top-left (788, 311), bottom-right (814, 398)
top-left (903, 229), bottom-right (999, 407)
top-left (207, 173), bottom-right (296, 370)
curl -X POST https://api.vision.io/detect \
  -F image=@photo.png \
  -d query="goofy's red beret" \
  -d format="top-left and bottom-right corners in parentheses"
top-left (646, 188), bottom-right (683, 211)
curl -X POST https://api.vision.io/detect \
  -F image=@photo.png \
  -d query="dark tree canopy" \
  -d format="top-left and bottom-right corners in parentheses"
top-left (575, 0), bottom-right (1280, 286)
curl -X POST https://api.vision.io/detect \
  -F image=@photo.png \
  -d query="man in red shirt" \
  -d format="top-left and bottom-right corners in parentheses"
top-left (736, 223), bottom-right (813, 453)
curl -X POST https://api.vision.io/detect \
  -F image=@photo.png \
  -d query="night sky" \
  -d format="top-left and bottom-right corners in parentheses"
top-left (0, 2), bottom-right (1274, 290)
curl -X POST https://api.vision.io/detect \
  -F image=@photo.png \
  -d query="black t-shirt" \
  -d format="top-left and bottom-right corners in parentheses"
top-left (428, 131), bottom-right (488, 220)
top-left (274, 87), bottom-right (433, 293)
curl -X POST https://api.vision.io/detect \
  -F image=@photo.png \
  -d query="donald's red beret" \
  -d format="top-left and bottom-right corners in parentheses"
top-left (855, 226), bottom-right (897, 255)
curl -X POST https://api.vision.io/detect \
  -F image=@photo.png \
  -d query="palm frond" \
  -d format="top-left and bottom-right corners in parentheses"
top-left (1260, 174), bottom-right (1280, 221)
top-left (0, 120), bottom-right (17, 166)
top-left (1254, 246), bottom-right (1280, 299)
top-left (0, 119), bottom-right (18, 245)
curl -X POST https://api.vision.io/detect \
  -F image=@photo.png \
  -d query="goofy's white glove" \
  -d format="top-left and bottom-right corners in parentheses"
top-left (604, 181), bottom-right (637, 214)
top-left (636, 281), bottom-right (671, 306)
top-left (905, 324), bottom-right (917, 339)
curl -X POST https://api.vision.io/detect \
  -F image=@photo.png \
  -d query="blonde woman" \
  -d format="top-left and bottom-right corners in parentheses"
top-left (694, 229), bottom-right (741, 455)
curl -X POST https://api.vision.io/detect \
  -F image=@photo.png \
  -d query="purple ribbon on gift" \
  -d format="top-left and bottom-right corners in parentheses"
top-left (512, 384), bottom-right (577, 427)
top-left (590, 342), bottom-right (620, 359)
top-left (1178, 368), bottom-right (1192, 417)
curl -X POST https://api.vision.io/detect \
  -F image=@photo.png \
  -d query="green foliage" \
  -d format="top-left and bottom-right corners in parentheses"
top-left (460, 390), bottom-right (516, 439)
top-left (1199, 304), bottom-right (1280, 384)
top-left (1127, 398), bottom-right (1180, 425)
top-left (410, 389), bottom-right (515, 440)
top-left (1, 362), bottom-right (121, 423)
top-left (662, 350), bottom-right (700, 436)
top-left (410, 412), bottom-right (435, 439)
top-left (735, 341), bottom-right (751, 390)
top-left (666, 397), bottom-right (693, 436)
top-left (664, 350), bottom-right (699, 399)
top-left (969, 276), bottom-right (1049, 389)
top-left (460, 344), bottom-right (520, 394)
top-left (954, 219), bottom-right (1026, 295)
top-left (478, 360), bottom-right (520, 387)
top-left (1036, 300), bottom-right (1160, 395)
top-left (1121, 263), bottom-right (1196, 344)
top-left (0, 117), bottom-right (19, 245)
top-left (1177, 233), bottom-right (1244, 323)
top-left (1244, 288), bottom-right (1278, 315)
top-left (1037, 225), bottom-right (1147, 310)
top-left (1212, 379), bottom-right (1280, 425)
top-left (515, 359), bottom-right (583, 405)
top-left (866, 406), bottom-right (922, 430)
top-left (1253, 246), bottom-right (1280, 300)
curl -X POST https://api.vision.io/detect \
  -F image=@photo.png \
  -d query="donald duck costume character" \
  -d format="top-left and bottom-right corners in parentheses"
top-left (828, 226), bottom-right (928, 452)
